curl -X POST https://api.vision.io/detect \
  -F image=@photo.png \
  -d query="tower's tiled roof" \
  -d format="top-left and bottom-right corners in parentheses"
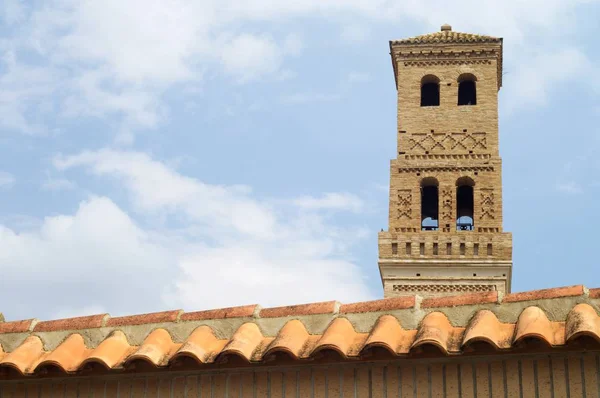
top-left (391, 29), bottom-right (501, 46)
top-left (0, 285), bottom-right (599, 377)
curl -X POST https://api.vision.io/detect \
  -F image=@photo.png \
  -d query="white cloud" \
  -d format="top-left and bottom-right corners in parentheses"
top-left (61, 69), bottom-right (163, 130)
top-left (55, 150), bottom-right (278, 239)
top-left (0, 0), bottom-right (597, 135)
top-left (0, 51), bottom-right (58, 134)
top-left (0, 196), bottom-right (175, 318)
top-left (0, 148), bottom-right (377, 319)
top-left (54, 0), bottom-right (205, 84)
top-left (504, 48), bottom-right (593, 110)
top-left (0, 171), bottom-right (15, 188)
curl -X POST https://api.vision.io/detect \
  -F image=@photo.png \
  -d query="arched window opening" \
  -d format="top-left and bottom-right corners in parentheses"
top-left (456, 177), bottom-right (474, 231)
top-left (421, 177), bottom-right (439, 231)
top-left (421, 75), bottom-right (440, 107)
top-left (458, 74), bottom-right (477, 106)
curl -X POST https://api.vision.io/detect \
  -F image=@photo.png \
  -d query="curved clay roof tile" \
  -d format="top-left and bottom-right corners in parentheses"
top-left (413, 312), bottom-right (463, 354)
top-left (34, 334), bottom-right (90, 373)
top-left (514, 306), bottom-right (564, 346)
top-left (363, 315), bottom-right (408, 354)
top-left (392, 31), bottom-right (501, 45)
top-left (313, 318), bottom-right (358, 358)
top-left (263, 319), bottom-right (309, 359)
top-left (565, 303), bottom-right (600, 343)
top-left (172, 326), bottom-right (226, 364)
top-left (81, 331), bottom-right (133, 369)
top-left (462, 310), bottom-right (515, 350)
top-left (126, 329), bottom-right (178, 367)
top-left (219, 323), bottom-right (264, 362)
top-left (0, 336), bottom-right (44, 374)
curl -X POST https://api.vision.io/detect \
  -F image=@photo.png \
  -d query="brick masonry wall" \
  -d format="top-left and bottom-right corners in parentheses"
top-left (378, 36), bottom-right (512, 298)
top-left (1, 352), bottom-right (597, 397)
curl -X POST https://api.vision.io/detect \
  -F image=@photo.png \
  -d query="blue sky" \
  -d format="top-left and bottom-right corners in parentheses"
top-left (0, 0), bottom-right (599, 321)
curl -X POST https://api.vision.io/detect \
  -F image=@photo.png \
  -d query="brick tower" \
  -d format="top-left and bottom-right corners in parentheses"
top-left (378, 24), bottom-right (513, 298)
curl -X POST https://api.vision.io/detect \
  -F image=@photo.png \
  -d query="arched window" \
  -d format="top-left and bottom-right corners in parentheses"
top-left (458, 74), bottom-right (477, 106)
top-left (421, 75), bottom-right (440, 107)
top-left (456, 177), bottom-right (474, 231)
top-left (421, 177), bottom-right (439, 231)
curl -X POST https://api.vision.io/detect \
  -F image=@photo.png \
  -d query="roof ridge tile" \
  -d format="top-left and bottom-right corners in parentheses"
top-left (421, 291), bottom-right (498, 308)
top-left (33, 314), bottom-right (108, 332)
top-left (503, 285), bottom-right (584, 303)
top-left (340, 296), bottom-right (415, 314)
top-left (391, 30), bottom-right (501, 45)
top-left (181, 305), bottom-right (258, 321)
top-left (259, 301), bottom-right (337, 318)
top-left (0, 319), bottom-right (37, 334)
top-left (588, 287), bottom-right (600, 299)
top-left (106, 310), bottom-right (181, 328)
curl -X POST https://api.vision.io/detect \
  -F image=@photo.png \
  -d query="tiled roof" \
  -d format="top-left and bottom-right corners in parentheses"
top-left (1, 285), bottom-right (600, 377)
top-left (391, 30), bottom-right (501, 45)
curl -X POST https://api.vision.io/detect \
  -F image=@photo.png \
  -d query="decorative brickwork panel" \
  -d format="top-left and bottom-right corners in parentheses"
top-left (441, 188), bottom-right (453, 224)
top-left (396, 189), bottom-right (412, 219)
top-left (480, 188), bottom-right (495, 220)
top-left (397, 166), bottom-right (494, 173)
top-left (407, 132), bottom-right (487, 154)
top-left (393, 284), bottom-right (496, 293)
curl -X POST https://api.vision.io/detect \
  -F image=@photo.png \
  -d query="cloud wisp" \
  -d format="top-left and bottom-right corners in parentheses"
top-left (0, 149), bottom-right (374, 320)
top-left (0, 0), bottom-right (596, 137)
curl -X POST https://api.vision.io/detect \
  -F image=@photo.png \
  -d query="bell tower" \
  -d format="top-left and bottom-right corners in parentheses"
top-left (378, 24), bottom-right (513, 298)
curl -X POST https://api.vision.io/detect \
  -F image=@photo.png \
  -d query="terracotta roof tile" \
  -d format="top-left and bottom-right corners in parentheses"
top-left (463, 310), bottom-right (514, 350)
top-left (363, 315), bottom-right (412, 354)
top-left (588, 288), bottom-right (600, 299)
top-left (422, 291), bottom-right (498, 308)
top-left (0, 285), bottom-right (599, 377)
top-left (413, 312), bottom-right (462, 354)
top-left (0, 319), bottom-right (36, 334)
top-left (126, 329), bottom-right (179, 367)
top-left (0, 336), bottom-right (44, 374)
top-left (264, 320), bottom-right (309, 359)
top-left (173, 326), bottom-right (226, 364)
top-left (513, 306), bottom-right (564, 346)
top-left (35, 334), bottom-right (90, 373)
top-left (181, 305), bottom-right (257, 321)
top-left (106, 310), bottom-right (181, 327)
top-left (503, 285), bottom-right (584, 303)
top-left (260, 301), bottom-right (337, 318)
top-left (340, 296), bottom-right (415, 314)
top-left (313, 318), bottom-right (360, 358)
top-left (565, 303), bottom-right (600, 344)
top-left (220, 323), bottom-right (264, 361)
top-left (33, 314), bottom-right (107, 332)
top-left (391, 30), bottom-right (501, 45)
top-left (81, 331), bottom-right (132, 369)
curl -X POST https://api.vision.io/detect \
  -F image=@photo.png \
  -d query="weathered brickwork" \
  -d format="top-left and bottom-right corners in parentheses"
top-left (379, 26), bottom-right (513, 298)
